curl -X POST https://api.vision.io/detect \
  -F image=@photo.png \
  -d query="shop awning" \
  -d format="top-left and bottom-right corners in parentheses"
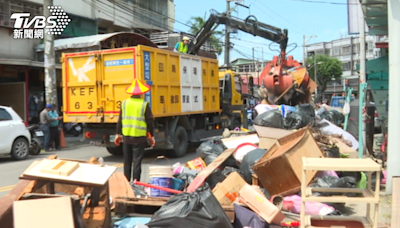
top-left (0, 58), bottom-right (62, 69)
top-left (361, 0), bottom-right (388, 36)
top-left (34, 32), bottom-right (157, 52)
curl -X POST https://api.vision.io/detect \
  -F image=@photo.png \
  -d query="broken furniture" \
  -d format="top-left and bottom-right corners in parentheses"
top-left (13, 195), bottom-right (80, 228)
top-left (16, 156), bottom-right (117, 228)
top-left (253, 128), bottom-right (324, 196)
top-left (300, 157), bottom-right (381, 228)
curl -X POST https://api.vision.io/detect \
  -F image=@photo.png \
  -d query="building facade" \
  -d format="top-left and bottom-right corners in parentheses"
top-left (305, 35), bottom-right (388, 97)
top-left (0, 0), bottom-right (175, 122)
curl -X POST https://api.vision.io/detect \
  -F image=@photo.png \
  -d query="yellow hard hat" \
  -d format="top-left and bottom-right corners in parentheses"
top-left (182, 36), bottom-right (190, 41)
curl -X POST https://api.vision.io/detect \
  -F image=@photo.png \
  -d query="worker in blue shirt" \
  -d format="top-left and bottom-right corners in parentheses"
top-left (174, 36), bottom-right (190, 53)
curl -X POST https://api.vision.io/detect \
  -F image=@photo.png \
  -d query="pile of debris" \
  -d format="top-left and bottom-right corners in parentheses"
top-left (0, 103), bottom-right (386, 228)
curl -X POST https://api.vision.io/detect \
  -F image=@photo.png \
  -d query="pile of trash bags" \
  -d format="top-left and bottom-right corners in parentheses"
top-left (254, 103), bottom-right (345, 130)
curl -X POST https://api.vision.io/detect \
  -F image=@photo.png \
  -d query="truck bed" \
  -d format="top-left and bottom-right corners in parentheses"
top-left (61, 45), bottom-right (221, 123)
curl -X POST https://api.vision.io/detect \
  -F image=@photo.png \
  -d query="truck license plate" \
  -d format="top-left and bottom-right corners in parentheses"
top-left (75, 126), bottom-right (81, 131)
top-left (109, 135), bottom-right (116, 142)
top-left (35, 131), bottom-right (44, 137)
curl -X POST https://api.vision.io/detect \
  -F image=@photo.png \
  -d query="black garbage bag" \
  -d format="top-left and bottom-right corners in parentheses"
top-left (295, 104), bottom-right (315, 117)
top-left (253, 110), bottom-right (284, 129)
top-left (174, 173), bottom-right (197, 188)
top-left (147, 186), bottom-right (233, 228)
top-left (196, 139), bottom-right (238, 168)
top-left (284, 111), bottom-right (315, 130)
top-left (206, 169), bottom-right (226, 189)
top-left (366, 171), bottom-right (384, 189)
top-left (222, 167), bottom-right (245, 179)
top-left (324, 146), bottom-right (340, 158)
top-left (131, 184), bottom-right (148, 197)
top-left (240, 149), bottom-right (268, 184)
top-left (196, 138), bottom-right (225, 158)
top-left (337, 171), bottom-right (362, 182)
top-left (309, 175), bottom-right (357, 197)
top-left (233, 204), bottom-right (269, 228)
top-left (319, 110), bottom-right (345, 126)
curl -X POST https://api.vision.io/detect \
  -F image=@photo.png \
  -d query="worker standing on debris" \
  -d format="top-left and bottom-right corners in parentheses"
top-left (173, 36), bottom-right (190, 53)
top-left (114, 78), bottom-right (155, 182)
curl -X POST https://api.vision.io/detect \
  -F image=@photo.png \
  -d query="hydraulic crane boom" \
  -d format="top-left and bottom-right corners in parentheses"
top-left (188, 10), bottom-right (288, 55)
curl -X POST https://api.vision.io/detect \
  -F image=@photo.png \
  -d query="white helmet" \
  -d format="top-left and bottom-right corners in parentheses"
top-left (182, 36), bottom-right (190, 41)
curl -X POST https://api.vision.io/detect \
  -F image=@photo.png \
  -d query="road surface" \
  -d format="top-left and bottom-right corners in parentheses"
top-left (0, 141), bottom-right (200, 197)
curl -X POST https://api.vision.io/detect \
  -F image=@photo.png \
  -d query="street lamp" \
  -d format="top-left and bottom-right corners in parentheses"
top-left (308, 61), bottom-right (323, 101)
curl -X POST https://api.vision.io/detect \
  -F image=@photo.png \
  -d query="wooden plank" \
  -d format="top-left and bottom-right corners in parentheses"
top-left (302, 157), bottom-right (381, 171)
top-left (21, 159), bottom-right (117, 187)
top-left (391, 176), bottom-right (400, 228)
top-left (109, 172), bottom-right (135, 210)
top-left (186, 148), bottom-right (236, 192)
top-left (0, 180), bottom-right (32, 228)
top-left (13, 196), bottom-right (75, 228)
top-left (40, 160), bottom-right (79, 176)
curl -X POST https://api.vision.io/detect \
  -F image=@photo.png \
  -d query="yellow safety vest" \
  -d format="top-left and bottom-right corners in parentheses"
top-left (121, 98), bottom-right (148, 137)
top-left (178, 42), bottom-right (188, 53)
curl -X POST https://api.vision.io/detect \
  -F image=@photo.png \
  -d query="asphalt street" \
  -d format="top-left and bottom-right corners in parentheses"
top-left (0, 136), bottom-right (200, 197)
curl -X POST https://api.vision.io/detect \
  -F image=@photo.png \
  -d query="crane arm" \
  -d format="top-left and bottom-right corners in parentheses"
top-left (188, 10), bottom-right (288, 55)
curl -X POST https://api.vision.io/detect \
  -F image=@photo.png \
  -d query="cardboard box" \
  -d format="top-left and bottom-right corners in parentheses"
top-left (213, 172), bottom-right (265, 205)
top-left (239, 184), bottom-right (286, 224)
top-left (253, 128), bottom-right (324, 196)
top-left (254, 125), bottom-right (293, 150)
top-left (213, 172), bottom-right (247, 205)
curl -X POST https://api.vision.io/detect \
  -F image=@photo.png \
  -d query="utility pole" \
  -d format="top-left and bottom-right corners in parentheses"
top-left (43, 0), bottom-right (57, 106)
top-left (224, 0), bottom-right (231, 66)
top-left (358, 2), bottom-right (367, 158)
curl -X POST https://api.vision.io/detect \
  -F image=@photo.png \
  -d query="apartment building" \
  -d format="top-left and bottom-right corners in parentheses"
top-left (0, 0), bottom-right (175, 122)
top-left (305, 35), bottom-right (388, 96)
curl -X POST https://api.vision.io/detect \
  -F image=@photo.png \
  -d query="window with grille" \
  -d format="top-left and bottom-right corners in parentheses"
top-left (342, 46), bottom-right (351, 54)
top-left (333, 47), bottom-right (340, 56)
top-left (342, 62), bottom-right (351, 71)
top-left (0, 0), bottom-right (42, 28)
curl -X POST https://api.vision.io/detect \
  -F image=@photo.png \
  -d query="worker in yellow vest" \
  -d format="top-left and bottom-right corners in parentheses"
top-left (173, 36), bottom-right (190, 53)
top-left (114, 78), bottom-right (155, 182)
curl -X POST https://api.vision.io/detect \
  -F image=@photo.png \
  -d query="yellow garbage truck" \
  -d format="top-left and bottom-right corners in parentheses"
top-left (61, 45), bottom-right (247, 157)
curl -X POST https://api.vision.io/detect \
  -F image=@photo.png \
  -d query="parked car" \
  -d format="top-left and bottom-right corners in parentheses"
top-left (0, 105), bottom-right (31, 160)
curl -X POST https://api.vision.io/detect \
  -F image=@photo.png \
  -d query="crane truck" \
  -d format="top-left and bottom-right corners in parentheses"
top-left (188, 10), bottom-right (315, 106)
top-left (61, 10), bottom-right (314, 157)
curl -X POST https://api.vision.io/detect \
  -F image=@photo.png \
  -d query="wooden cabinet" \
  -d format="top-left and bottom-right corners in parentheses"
top-left (300, 157), bottom-right (381, 228)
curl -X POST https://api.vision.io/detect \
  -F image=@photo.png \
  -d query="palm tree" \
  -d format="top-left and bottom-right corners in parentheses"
top-left (188, 15), bottom-right (223, 55)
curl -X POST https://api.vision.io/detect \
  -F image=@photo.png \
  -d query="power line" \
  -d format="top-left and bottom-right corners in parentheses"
top-left (253, 0), bottom-right (312, 35)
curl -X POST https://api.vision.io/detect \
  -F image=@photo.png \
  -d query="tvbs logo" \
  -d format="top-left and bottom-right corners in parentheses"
top-left (11, 6), bottom-right (70, 39)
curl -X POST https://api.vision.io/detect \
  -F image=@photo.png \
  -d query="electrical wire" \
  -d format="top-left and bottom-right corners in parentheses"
top-left (108, 0), bottom-right (193, 30)
top-left (253, 0), bottom-right (312, 35)
top-left (81, 0), bottom-right (168, 33)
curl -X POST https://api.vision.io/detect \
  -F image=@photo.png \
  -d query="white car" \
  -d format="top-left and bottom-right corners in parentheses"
top-left (0, 105), bottom-right (31, 160)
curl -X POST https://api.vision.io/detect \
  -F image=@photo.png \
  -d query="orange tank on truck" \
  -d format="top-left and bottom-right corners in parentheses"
top-left (61, 45), bottom-right (247, 157)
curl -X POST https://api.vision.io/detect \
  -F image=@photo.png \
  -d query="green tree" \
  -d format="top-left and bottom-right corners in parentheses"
top-left (307, 54), bottom-right (343, 93)
top-left (188, 15), bottom-right (223, 55)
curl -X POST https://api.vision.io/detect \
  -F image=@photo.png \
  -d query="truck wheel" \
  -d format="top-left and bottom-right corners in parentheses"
top-left (230, 118), bottom-right (241, 130)
top-left (171, 126), bottom-right (188, 158)
top-left (106, 146), bottom-right (123, 156)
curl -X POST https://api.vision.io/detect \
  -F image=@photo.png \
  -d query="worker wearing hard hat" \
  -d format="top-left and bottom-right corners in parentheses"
top-left (174, 36), bottom-right (190, 53)
top-left (114, 78), bottom-right (155, 182)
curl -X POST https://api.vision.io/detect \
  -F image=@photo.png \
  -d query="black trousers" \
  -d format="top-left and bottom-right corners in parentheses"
top-left (49, 126), bottom-right (60, 149)
top-left (123, 143), bottom-right (146, 182)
